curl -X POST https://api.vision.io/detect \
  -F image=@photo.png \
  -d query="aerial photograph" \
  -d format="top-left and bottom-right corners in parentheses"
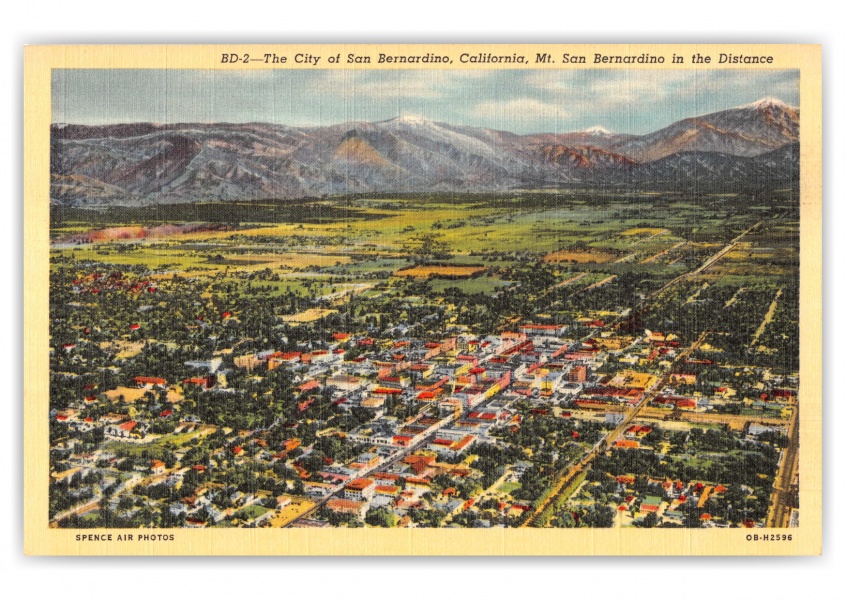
top-left (47, 68), bottom-right (800, 530)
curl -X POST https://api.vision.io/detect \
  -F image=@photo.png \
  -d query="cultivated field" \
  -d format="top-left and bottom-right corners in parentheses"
top-left (395, 265), bottom-right (487, 278)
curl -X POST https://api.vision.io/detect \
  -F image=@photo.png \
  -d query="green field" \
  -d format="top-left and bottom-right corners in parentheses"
top-left (104, 429), bottom-right (208, 459)
top-left (498, 481), bottom-right (522, 495)
top-left (233, 504), bottom-right (270, 523)
top-left (50, 189), bottom-right (799, 368)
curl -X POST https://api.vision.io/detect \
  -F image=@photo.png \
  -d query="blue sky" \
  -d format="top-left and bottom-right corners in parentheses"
top-left (52, 69), bottom-right (799, 135)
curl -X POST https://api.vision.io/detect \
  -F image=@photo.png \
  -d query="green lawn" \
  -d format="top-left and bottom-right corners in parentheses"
top-left (498, 481), bottom-right (522, 495)
top-left (429, 276), bottom-right (513, 295)
top-left (234, 504), bottom-right (270, 522)
top-left (104, 429), bottom-right (206, 459)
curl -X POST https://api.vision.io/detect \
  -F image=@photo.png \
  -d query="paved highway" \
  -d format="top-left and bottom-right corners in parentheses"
top-left (634, 221), bottom-right (763, 313)
top-left (766, 398), bottom-right (800, 528)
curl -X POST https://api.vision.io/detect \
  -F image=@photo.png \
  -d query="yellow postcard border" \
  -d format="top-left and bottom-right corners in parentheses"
top-left (23, 43), bottom-right (822, 556)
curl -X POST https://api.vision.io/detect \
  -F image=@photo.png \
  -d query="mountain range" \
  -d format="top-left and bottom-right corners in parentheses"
top-left (50, 97), bottom-right (800, 206)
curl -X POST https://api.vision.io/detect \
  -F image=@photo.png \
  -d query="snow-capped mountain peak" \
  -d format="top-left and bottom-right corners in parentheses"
top-left (741, 97), bottom-right (793, 110)
top-left (50, 101), bottom-right (800, 206)
top-left (582, 125), bottom-right (613, 136)
top-left (389, 115), bottom-right (432, 126)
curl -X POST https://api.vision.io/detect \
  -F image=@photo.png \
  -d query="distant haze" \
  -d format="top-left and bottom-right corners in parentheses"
top-left (52, 69), bottom-right (798, 135)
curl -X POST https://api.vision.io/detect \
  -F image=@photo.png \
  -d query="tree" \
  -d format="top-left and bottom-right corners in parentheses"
top-left (365, 507), bottom-right (397, 528)
top-left (642, 512), bottom-right (658, 528)
top-left (414, 233), bottom-right (451, 261)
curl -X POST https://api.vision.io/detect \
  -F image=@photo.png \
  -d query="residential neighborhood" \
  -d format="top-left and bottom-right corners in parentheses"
top-left (49, 270), bottom-right (799, 530)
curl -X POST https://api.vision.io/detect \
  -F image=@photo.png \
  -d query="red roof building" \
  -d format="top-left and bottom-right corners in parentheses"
top-left (298, 380), bottom-right (320, 392)
top-left (134, 376), bottom-right (167, 386)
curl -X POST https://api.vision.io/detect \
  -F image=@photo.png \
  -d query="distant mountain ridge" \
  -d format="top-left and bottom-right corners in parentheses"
top-left (50, 98), bottom-right (800, 206)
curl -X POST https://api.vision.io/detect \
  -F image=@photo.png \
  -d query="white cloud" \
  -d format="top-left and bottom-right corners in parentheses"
top-left (54, 68), bottom-right (799, 133)
top-left (308, 70), bottom-right (489, 100)
top-left (473, 98), bottom-right (569, 120)
top-left (311, 71), bottom-right (440, 99)
top-left (306, 69), bottom-right (506, 103)
top-left (514, 69), bottom-right (798, 130)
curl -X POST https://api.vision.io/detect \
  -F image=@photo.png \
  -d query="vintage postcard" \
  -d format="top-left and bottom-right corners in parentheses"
top-left (23, 44), bottom-right (821, 555)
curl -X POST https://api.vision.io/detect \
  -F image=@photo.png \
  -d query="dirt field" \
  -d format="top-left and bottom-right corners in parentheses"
top-left (543, 250), bottom-right (617, 264)
top-left (269, 497), bottom-right (317, 527)
top-left (100, 340), bottom-right (146, 359)
top-left (104, 386), bottom-right (183, 403)
top-left (621, 227), bottom-right (667, 236)
top-left (103, 386), bottom-right (148, 403)
top-left (280, 308), bottom-right (338, 324)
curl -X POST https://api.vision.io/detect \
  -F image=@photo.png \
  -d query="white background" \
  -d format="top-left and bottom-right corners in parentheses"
top-left (2, 2), bottom-right (842, 598)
